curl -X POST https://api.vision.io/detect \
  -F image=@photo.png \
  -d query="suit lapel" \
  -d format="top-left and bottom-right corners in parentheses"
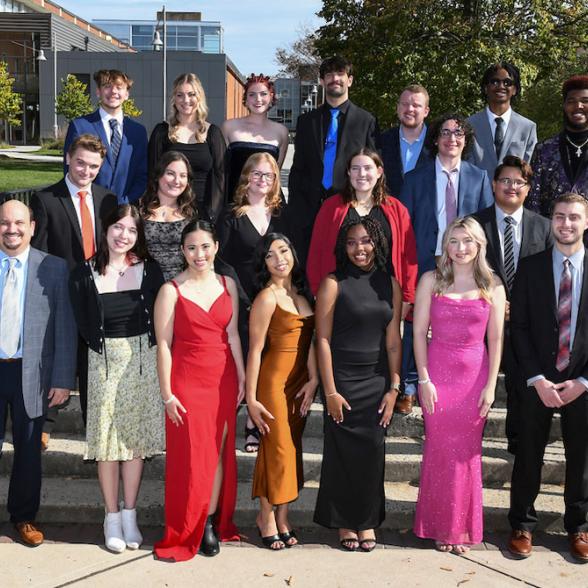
top-left (56, 180), bottom-right (83, 248)
top-left (570, 251), bottom-right (588, 365)
top-left (23, 248), bottom-right (42, 342)
top-left (484, 206), bottom-right (506, 281)
top-left (519, 208), bottom-right (535, 259)
top-left (312, 108), bottom-right (324, 161)
top-left (92, 187), bottom-right (103, 243)
top-left (477, 113), bottom-right (498, 166)
top-left (499, 112), bottom-right (517, 160)
top-left (91, 110), bottom-right (114, 168)
top-left (457, 164), bottom-right (473, 214)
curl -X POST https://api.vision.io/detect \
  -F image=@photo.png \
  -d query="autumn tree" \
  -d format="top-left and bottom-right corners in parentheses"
top-left (55, 74), bottom-right (92, 122)
top-left (0, 61), bottom-right (22, 143)
top-left (315, 0), bottom-right (588, 134)
top-left (275, 25), bottom-right (322, 80)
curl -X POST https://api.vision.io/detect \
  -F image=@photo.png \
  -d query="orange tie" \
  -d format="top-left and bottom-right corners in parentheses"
top-left (78, 191), bottom-right (95, 260)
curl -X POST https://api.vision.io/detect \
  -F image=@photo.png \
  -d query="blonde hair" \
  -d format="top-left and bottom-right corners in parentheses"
top-left (168, 73), bottom-right (209, 143)
top-left (233, 153), bottom-right (282, 217)
top-left (433, 217), bottom-right (495, 302)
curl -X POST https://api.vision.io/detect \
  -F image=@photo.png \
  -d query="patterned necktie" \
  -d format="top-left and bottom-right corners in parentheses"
top-left (78, 191), bottom-right (95, 260)
top-left (109, 118), bottom-right (122, 162)
top-left (443, 169), bottom-right (458, 225)
top-left (556, 259), bottom-right (572, 372)
top-left (322, 108), bottom-right (340, 190)
top-left (0, 258), bottom-right (20, 357)
top-left (503, 216), bottom-right (516, 290)
top-left (494, 117), bottom-right (504, 158)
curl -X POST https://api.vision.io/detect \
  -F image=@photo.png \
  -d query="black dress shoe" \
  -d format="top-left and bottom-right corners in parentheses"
top-left (199, 515), bottom-right (220, 557)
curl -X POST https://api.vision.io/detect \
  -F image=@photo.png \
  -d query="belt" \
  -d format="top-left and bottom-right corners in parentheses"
top-left (0, 358), bottom-right (21, 363)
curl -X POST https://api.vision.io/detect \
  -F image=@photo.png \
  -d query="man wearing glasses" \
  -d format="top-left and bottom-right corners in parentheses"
top-left (397, 114), bottom-right (493, 414)
top-left (468, 63), bottom-right (537, 180)
top-left (472, 156), bottom-right (552, 455)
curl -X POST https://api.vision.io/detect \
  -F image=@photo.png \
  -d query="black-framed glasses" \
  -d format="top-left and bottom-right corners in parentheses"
top-left (250, 170), bottom-right (276, 182)
top-left (497, 178), bottom-right (528, 188)
top-left (489, 78), bottom-right (514, 88)
top-left (439, 129), bottom-right (465, 139)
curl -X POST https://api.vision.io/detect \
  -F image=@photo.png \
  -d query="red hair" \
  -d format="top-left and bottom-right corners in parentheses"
top-left (242, 74), bottom-right (277, 107)
top-left (562, 75), bottom-right (588, 100)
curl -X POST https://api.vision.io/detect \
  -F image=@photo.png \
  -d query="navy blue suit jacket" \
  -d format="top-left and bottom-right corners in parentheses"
top-left (399, 160), bottom-right (494, 275)
top-left (63, 110), bottom-right (148, 204)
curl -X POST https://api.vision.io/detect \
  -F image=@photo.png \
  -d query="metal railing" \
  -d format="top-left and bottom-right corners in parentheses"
top-left (0, 186), bottom-right (48, 205)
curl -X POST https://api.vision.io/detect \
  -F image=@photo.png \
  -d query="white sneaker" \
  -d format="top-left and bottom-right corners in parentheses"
top-left (121, 503), bottom-right (143, 550)
top-left (104, 511), bottom-right (126, 553)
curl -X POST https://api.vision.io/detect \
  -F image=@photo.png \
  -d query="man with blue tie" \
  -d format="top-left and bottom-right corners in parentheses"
top-left (397, 114), bottom-right (494, 414)
top-left (0, 199), bottom-right (77, 547)
top-left (63, 69), bottom-right (148, 204)
top-left (288, 56), bottom-right (379, 266)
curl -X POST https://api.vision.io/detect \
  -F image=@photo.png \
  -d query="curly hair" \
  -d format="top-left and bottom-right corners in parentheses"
top-left (167, 73), bottom-right (209, 143)
top-left (480, 62), bottom-right (521, 102)
top-left (562, 74), bottom-right (588, 100)
top-left (232, 152), bottom-right (282, 217)
top-left (334, 217), bottom-right (390, 274)
top-left (425, 113), bottom-right (474, 159)
top-left (434, 217), bottom-right (494, 302)
top-left (139, 151), bottom-right (196, 220)
top-left (252, 233), bottom-right (313, 305)
top-left (340, 148), bottom-right (387, 206)
top-left (93, 204), bottom-right (152, 275)
top-left (242, 74), bottom-right (277, 108)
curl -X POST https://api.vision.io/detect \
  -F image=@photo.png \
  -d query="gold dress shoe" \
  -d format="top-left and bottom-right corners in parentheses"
top-left (15, 522), bottom-right (44, 547)
top-left (394, 393), bottom-right (414, 415)
top-left (41, 432), bottom-right (50, 451)
top-left (569, 532), bottom-right (588, 562)
top-left (508, 529), bottom-right (532, 558)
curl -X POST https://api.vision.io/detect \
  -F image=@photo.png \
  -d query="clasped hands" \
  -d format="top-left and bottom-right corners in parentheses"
top-left (533, 378), bottom-right (586, 408)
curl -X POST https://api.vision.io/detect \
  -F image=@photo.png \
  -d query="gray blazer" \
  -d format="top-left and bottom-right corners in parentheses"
top-left (21, 248), bottom-right (77, 419)
top-left (467, 109), bottom-right (537, 180)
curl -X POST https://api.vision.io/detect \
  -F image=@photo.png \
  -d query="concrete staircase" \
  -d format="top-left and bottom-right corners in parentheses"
top-left (0, 376), bottom-right (567, 532)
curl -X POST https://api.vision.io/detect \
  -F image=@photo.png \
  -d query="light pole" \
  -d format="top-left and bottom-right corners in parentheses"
top-left (153, 5), bottom-right (167, 119)
top-left (52, 31), bottom-right (58, 140)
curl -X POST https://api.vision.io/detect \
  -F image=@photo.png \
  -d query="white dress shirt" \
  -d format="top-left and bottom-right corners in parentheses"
top-left (486, 106), bottom-right (512, 141)
top-left (65, 174), bottom-right (96, 235)
top-left (495, 205), bottom-right (523, 271)
top-left (435, 157), bottom-right (461, 255)
top-left (99, 107), bottom-right (124, 145)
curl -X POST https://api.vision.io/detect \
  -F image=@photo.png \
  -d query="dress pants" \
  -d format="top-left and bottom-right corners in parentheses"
top-left (401, 320), bottom-right (417, 396)
top-left (509, 385), bottom-right (588, 533)
top-left (0, 360), bottom-right (44, 523)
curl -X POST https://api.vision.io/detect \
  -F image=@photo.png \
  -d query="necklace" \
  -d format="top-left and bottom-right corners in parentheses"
top-left (107, 263), bottom-right (128, 277)
top-left (354, 197), bottom-right (374, 214)
top-left (159, 205), bottom-right (179, 220)
top-left (566, 135), bottom-right (588, 157)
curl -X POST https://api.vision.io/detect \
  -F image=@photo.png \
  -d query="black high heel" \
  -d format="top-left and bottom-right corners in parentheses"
top-left (244, 425), bottom-right (260, 453)
top-left (257, 526), bottom-right (285, 550)
top-left (199, 515), bottom-right (220, 557)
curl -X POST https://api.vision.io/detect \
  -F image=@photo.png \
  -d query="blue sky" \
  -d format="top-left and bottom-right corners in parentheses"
top-left (56, 1), bottom-right (323, 76)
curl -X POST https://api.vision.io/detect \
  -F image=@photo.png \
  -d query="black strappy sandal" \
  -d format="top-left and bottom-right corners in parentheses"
top-left (244, 424), bottom-right (260, 453)
top-left (279, 529), bottom-right (298, 547)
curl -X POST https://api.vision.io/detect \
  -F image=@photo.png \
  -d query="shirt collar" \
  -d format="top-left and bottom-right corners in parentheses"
top-left (553, 245), bottom-right (585, 270)
top-left (435, 156), bottom-right (461, 175)
top-left (400, 124), bottom-right (427, 144)
top-left (486, 105), bottom-right (512, 128)
top-left (65, 174), bottom-right (93, 199)
top-left (495, 204), bottom-right (524, 226)
top-left (323, 99), bottom-right (350, 115)
top-left (99, 106), bottom-right (124, 125)
top-left (0, 246), bottom-right (30, 268)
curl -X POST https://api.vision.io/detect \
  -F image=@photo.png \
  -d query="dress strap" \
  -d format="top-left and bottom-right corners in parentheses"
top-left (220, 274), bottom-right (228, 292)
top-left (170, 279), bottom-right (180, 291)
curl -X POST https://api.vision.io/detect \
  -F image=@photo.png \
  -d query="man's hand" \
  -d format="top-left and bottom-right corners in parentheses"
top-left (533, 379), bottom-right (564, 408)
top-left (48, 387), bottom-right (70, 408)
top-left (557, 379), bottom-right (587, 406)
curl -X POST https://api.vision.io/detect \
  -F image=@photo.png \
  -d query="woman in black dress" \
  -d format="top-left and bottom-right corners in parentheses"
top-left (314, 217), bottom-right (402, 551)
top-left (218, 152), bottom-right (284, 452)
top-left (148, 73), bottom-right (225, 222)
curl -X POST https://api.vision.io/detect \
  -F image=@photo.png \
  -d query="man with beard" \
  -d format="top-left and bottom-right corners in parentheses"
top-left (381, 84), bottom-right (432, 198)
top-left (527, 75), bottom-right (588, 217)
top-left (288, 56), bottom-right (379, 265)
top-left (468, 62), bottom-right (537, 180)
top-left (509, 193), bottom-right (588, 562)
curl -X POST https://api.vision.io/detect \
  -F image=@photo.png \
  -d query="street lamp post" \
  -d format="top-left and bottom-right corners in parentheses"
top-left (52, 32), bottom-right (58, 140)
top-left (152, 5), bottom-right (167, 119)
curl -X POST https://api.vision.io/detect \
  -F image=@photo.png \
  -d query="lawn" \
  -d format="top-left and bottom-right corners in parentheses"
top-left (0, 157), bottom-right (62, 193)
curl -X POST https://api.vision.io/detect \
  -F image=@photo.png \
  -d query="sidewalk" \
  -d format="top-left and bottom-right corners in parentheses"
top-left (0, 146), bottom-right (61, 163)
top-left (0, 525), bottom-right (584, 588)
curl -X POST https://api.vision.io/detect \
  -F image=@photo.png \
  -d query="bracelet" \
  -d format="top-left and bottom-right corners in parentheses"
top-left (390, 383), bottom-right (401, 391)
top-left (418, 378), bottom-right (431, 385)
top-left (163, 394), bottom-right (176, 405)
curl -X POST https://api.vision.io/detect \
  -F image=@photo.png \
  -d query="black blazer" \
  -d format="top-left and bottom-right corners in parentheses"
top-left (471, 205), bottom-right (552, 299)
top-left (69, 259), bottom-right (164, 353)
top-left (380, 126), bottom-right (431, 198)
top-left (288, 101), bottom-right (379, 226)
top-left (510, 247), bottom-right (588, 383)
top-left (30, 180), bottom-right (118, 269)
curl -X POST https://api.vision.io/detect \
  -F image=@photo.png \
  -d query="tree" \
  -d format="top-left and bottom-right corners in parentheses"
top-left (0, 61), bottom-right (22, 143)
top-left (275, 25), bottom-right (322, 80)
top-left (55, 74), bottom-right (92, 122)
top-left (122, 98), bottom-right (143, 118)
top-left (315, 1), bottom-right (588, 131)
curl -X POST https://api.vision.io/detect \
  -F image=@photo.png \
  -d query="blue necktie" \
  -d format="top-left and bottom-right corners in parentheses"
top-left (109, 118), bottom-right (122, 162)
top-left (322, 108), bottom-right (340, 190)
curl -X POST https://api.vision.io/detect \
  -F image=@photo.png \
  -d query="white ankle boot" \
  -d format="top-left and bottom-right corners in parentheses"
top-left (121, 503), bottom-right (143, 550)
top-left (104, 511), bottom-right (126, 553)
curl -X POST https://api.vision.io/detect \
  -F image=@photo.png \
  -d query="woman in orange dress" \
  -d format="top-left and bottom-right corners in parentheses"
top-left (246, 233), bottom-right (317, 550)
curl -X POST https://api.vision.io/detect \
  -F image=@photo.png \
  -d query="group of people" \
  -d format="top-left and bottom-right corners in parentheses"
top-left (0, 54), bottom-right (587, 565)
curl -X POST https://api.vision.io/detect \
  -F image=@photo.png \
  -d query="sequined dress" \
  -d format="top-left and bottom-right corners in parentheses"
top-left (413, 295), bottom-right (490, 545)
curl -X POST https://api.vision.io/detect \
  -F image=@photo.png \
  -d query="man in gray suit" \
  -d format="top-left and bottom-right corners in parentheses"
top-left (468, 62), bottom-right (537, 180)
top-left (0, 199), bottom-right (77, 547)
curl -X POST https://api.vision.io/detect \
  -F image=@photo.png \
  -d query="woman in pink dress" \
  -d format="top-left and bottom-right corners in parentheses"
top-left (413, 217), bottom-right (505, 554)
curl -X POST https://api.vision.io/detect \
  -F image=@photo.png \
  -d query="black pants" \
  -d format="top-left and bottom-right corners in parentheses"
top-left (0, 360), bottom-right (44, 523)
top-left (509, 385), bottom-right (588, 533)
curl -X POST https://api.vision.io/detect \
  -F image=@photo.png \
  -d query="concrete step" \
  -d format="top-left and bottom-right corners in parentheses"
top-left (0, 434), bottom-right (566, 486)
top-left (0, 477), bottom-right (566, 533)
top-left (49, 397), bottom-right (562, 442)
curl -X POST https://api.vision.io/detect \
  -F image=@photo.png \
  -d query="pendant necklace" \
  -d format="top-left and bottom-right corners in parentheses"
top-left (107, 263), bottom-right (128, 276)
top-left (566, 135), bottom-right (588, 158)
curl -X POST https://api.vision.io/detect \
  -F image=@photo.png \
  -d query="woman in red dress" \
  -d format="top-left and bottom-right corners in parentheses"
top-left (154, 219), bottom-right (245, 561)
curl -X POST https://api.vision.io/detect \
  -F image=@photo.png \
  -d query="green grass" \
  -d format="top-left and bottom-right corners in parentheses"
top-left (0, 157), bottom-right (62, 192)
top-left (34, 148), bottom-right (63, 156)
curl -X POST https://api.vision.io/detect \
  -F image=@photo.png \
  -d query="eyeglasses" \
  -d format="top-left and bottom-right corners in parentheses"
top-left (497, 178), bottom-right (528, 188)
top-left (250, 170), bottom-right (276, 182)
top-left (439, 129), bottom-right (465, 139)
top-left (489, 78), bottom-right (514, 88)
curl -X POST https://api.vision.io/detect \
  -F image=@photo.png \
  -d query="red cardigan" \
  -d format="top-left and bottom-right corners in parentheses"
top-left (306, 194), bottom-right (418, 302)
